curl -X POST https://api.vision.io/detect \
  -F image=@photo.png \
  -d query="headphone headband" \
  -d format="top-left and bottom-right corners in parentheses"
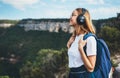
top-left (81, 8), bottom-right (86, 15)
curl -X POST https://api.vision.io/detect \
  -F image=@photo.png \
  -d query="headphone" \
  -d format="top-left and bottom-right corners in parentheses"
top-left (76, 8), bottom-right (87, 25)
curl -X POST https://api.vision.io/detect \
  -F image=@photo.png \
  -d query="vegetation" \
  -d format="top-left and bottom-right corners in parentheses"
top-left (20, 49), bottom-right (68, 78)
top-left (0, 20), bottom-right (19, 24)
top-left (98, 26), bottom-right (120, 54)
top-left (0, 26), bottom-right (70, 78)
top-left (0, 76), bottom-right (9, 78)
top-left (0, 17), bottom-right (120, 78)
top-left (17, 18), bottom-right (69, 24)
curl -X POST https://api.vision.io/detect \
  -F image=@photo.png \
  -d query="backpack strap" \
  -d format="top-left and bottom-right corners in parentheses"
top-left (84, 33), bottom-right (111, 61)
top-left (83, 33), bottom-right (97, 40)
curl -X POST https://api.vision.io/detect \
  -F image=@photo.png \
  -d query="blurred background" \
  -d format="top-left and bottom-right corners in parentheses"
top-left (0, 0), bottom-right (120, 78)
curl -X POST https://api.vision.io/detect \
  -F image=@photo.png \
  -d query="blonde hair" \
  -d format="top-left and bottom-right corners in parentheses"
top-left (74, 8), bottom-right (96, 35)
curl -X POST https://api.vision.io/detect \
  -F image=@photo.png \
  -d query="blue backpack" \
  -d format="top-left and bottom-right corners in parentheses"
top-left (83, 33), bottom-right (112, 78)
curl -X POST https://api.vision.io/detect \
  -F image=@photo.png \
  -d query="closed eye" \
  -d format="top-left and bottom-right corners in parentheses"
top-left (72, 14), bottom-right (77, 16)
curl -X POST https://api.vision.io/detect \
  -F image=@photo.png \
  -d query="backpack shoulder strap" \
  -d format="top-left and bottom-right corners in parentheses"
top-left (83, 33), bottom-right (97, 40)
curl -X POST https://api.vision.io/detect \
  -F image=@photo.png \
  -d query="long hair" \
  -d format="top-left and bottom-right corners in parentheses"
top-left (74, 8), bottom-right (96, 35)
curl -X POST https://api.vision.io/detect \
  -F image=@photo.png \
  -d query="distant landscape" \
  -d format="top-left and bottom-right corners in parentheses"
top-left (0, 14), bottom-right (120, 78)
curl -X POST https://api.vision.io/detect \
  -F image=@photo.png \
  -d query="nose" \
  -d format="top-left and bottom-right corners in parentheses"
top-left (70, 16), bottom-right (72, 20)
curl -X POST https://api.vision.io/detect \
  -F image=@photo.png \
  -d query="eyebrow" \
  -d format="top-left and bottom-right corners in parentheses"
top-left (72, 13), bottom-right (75, 15)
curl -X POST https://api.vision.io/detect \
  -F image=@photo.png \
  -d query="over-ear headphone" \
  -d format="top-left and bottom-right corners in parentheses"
top-left (76, 8), bottom-right (87, 25)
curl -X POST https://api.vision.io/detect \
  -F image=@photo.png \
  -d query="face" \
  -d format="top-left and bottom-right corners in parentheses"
top-left (69, 10), bottom-right (79, 26)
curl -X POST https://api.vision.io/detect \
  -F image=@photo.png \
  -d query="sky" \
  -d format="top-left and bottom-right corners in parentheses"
top-left (0, 0), bottom-right (120, 20)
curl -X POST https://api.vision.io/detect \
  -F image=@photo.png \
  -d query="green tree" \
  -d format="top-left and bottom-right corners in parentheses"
top-left (20, 48), bottom-right (68, 78)
top-left (99, 26), bottom-right (120, 54)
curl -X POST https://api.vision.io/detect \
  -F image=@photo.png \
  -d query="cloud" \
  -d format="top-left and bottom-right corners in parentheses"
top-left (51, 0), bottom-right (66, 2)
top-left (91, 7), bottom-right (120, 15)
top-left (90, 7), bottom-right (120, 19)
top-left (84, 0), bottom-right (104, 5)
top-left (1, 0), bottom-right (119, 19)
top-left (44, 9), bottom-right (70, 18)
top-left (88, 0), bottom-right (104, 4)
top-left (61, 0), bottom-right (66, 2)
top-left (1, 0), bottom-right (39, 10)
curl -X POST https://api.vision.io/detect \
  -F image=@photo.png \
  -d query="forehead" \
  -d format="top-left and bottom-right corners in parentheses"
top-left (72, 10), bottom-right (78, 14)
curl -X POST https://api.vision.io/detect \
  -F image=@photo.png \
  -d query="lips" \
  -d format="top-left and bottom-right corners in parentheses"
top-left (70, 19), bottom-right (73, 22)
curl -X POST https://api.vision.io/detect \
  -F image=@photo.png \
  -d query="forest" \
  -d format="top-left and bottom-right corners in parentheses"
top-left (0, 17), bottom-right (120, 78)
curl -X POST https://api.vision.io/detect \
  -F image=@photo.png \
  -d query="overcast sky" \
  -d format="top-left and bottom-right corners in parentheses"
top-left (0, 0), bottom-right (120, 20)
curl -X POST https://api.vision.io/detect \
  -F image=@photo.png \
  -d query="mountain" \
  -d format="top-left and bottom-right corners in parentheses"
top-left (0, 15), bottom-right (120, 78)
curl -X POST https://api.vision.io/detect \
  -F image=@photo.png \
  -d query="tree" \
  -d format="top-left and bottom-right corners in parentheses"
top-left (20, 49), bottom-right (68, 78)
top-left (99, 26), bottom-right (120, 54)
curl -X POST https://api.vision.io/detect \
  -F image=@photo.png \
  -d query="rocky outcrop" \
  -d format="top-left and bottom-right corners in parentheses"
top-left (0, 23), bottom-right (14, 28)
top-left (17, 19), bottom-right (74, 33)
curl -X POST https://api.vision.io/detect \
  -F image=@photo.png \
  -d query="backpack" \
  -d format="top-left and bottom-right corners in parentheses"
top-left (83, 33), bottom-right (112, 78)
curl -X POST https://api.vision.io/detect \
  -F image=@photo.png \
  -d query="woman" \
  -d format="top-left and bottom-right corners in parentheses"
top-left (67, 8), bottom-right (96, 78)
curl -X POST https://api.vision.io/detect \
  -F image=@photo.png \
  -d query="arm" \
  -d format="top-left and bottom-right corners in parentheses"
top-left (79, 48), bottom-right (96, 72)
top-left (78, 35), bottom-right (96, 72)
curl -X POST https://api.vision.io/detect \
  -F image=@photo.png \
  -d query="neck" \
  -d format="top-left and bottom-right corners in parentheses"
top-left (74, 25), bottom-right (85, 36)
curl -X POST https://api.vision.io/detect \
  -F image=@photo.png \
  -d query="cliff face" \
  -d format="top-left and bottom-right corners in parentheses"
top-left (17, 19), bottom-right (74, 33)
top-left (1, 14), bottom-right (119, 33)
top-left (17, 16), bottom-right (120, 33)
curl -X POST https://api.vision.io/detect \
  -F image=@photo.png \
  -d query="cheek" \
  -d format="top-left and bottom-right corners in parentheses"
top-left (70, 17), bottom-right (77, 24)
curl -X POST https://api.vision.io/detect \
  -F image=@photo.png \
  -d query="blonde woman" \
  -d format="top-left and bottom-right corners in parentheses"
top-left (67, 8), bottom-right (96, 78)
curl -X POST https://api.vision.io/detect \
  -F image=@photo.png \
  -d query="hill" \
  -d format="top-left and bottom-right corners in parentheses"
top-left (0, 17), bottom-right (120, 78)
top-left (0, 26), bottom-right (70, 78)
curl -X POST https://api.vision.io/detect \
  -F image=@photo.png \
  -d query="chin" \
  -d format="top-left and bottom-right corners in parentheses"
top-left (69, 23), bottom-right (75, 27)
top-left (69, 23), bottom-right (73, 26)
top-left (69, 24), bottom-right (73, 26)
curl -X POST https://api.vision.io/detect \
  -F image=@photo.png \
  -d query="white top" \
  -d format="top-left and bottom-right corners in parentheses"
top-left (68, 34), bottom-right (97, 68)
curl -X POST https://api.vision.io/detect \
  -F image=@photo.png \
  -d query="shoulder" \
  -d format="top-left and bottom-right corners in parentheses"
top-left (86, 36), bottom-right (97, 56)
top-left (86, 36), bottom-right (96, 42)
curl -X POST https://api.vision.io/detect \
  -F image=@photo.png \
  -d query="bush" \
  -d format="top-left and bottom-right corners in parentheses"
top-left (99, 26), bottom-right (120, 54)
top-left (0, 76), bottom-right (9, 78)
top-left (20, 48), bottom-right (69, 78)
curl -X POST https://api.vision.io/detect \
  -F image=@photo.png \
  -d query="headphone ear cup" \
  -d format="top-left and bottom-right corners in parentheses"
top-left (76, 14), bottom-right (85, 25)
